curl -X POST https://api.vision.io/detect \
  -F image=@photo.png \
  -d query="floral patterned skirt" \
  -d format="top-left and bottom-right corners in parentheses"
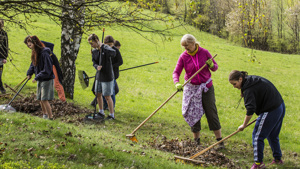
top-left (182, 79), bottom-right (211, 127)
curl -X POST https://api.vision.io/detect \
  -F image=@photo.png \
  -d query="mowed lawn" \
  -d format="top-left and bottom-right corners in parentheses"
top-left (1, 15), bottom-right (299, 168)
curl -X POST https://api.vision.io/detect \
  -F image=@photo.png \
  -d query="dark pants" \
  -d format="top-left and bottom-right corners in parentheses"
top-left (0, 66), bottom-right (3, 87)
top-left (0, 66), bottom-right (5, 93)
top-left (252, 102), bottom-right (285, 162)
top-left (191, 85), bottom-right (221, 133)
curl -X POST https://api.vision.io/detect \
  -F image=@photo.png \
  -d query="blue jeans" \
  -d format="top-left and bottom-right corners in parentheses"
top-left (103, 79), bottom-right (116, 109)
top-left (252, 102), bottom-right (285, 162)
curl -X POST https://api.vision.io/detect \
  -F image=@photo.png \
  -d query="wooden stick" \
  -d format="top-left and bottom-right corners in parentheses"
top-left (4, 83), bottom-right (24, 98)
top-left (189, 119), bottom-right (257, 159)
top-left (174, 155), bottom-right (205, 164)
top-left (127, 54), bottom-right (217, 137)
top-left (13, 77), bottom-right (27, 90)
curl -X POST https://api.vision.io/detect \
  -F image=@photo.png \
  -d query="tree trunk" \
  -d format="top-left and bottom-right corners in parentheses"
top-left (60, 0), bottom-right (85, 99)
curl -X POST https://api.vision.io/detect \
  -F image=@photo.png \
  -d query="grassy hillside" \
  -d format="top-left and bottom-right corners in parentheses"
top-left (1, 14), bottom-right (299, 168)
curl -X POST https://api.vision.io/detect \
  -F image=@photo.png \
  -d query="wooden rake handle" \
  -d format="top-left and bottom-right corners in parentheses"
top-left (189, 118), bottom-right (257, 159)
top-left (13, 77), bottom-right (27, 90)
top-left (5, 83), bottom-right (24, 98)
top-left (129, 54), bottom-right (217, 136)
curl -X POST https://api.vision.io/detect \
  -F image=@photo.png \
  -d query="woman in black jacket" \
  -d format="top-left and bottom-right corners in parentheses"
top-left (0, 19), bottom-right (8, 94)
top-left (25, 35), bottom-right (55, 120)
top-left (229, 70), bottom-right (285, 169)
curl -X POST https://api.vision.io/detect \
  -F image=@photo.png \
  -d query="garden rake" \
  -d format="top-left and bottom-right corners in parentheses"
top-left (78, 62), bottom-right (159, 89)
top-left (174, 118), bottom-right (257, 164)
top-left (126, 54), bottom-right (217, 142)
top-left (0, 78), bottom-right (30, 113)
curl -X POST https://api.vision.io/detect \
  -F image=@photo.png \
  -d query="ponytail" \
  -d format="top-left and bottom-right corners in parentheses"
top-left (229, 70), bottom-right (248, 81)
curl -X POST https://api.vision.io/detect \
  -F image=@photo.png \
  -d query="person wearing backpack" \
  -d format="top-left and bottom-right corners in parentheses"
top-left (0, 19), bottom-right (8, 94)
top-left (41, 41), bottom-right (66, 102)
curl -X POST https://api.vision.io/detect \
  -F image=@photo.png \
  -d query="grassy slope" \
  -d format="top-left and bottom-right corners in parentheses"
top-left (1, 13), bottom-right (299, 168)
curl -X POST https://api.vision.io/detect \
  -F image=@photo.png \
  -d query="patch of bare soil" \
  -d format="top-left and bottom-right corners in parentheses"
top-left (148, 135), bottom-right (241, 168)
top-left (9, 94), bottom-right (93, 124)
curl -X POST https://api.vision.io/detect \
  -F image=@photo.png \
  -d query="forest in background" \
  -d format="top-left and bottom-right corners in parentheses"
top-left (133, 0), bottom-right (300, 54)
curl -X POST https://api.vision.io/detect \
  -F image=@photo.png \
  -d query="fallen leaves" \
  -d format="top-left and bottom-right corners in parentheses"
top-left (10, 94), bottom-right (93, 123)
top-left (148, 135), bottom-right (239, 168)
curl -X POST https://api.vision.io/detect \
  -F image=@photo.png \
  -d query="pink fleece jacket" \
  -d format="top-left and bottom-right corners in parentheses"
top-left (173, 47), bottom-right (218, 88)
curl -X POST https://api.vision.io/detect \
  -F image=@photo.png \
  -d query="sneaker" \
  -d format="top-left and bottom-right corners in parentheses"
top-left (105, 115), bottom-right (115, 120)
top-left (270, 159), bottom-right (283, 165)
top-left (43, 114), bottom-right (48, 119)
top-left (94, 113), bottom-right (105, 119)
top-left (85, 113), bottom-right (94, 119)
top-left (250, 162), bottom-right (266, 169)
top-left (194, 138), bottom-right (200, 145)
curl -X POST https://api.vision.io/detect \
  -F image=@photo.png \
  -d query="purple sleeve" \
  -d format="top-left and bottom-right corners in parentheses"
top-left (173, 56), bottom-right (184, 84)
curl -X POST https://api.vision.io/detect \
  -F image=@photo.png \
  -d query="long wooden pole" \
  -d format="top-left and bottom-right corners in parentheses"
top-left (13, 77), bottom-right (27, 90)
top-left (126, 54), bottom-right (217, 138)
top-left (174, 119), bottom-right (257, 162)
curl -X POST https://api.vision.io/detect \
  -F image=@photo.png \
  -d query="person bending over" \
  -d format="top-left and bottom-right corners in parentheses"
top-left (229, 70), bottom-right (285, 169)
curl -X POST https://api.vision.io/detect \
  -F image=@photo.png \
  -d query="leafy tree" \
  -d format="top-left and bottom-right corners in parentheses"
top-left (285, 1), bottom-right (300, 53)
top-left (226, 0), bottom-right (272, 51)
top-left (0, 0), bottom-right (179, 99)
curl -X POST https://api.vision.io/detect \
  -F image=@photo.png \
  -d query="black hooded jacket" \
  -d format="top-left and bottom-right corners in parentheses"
top-left (41, 41), bottom-right (64, 84)
top-left (27, 48), bottom-right (55, 81)
top-left (242, 75), bottom-right (283, 116)
top-left (92, 44), bottom-right (116, 82)
top-left (111, 46), bottom-right (123, 80)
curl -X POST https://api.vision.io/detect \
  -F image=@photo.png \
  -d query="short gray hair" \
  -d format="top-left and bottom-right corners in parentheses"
top-left (180, 34), bottom-right (200, 46)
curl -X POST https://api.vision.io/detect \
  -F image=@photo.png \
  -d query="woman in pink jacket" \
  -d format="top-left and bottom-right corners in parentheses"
top-left (173, 34), bottom-right (223, 148)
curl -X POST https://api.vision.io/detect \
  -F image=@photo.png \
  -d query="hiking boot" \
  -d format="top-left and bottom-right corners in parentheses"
top-left (43, 114), bottom-right (48, 119)
top-left (250, 162), bottom-right (266, 169)
top-left (216, 138), bottom-right (225, 149)
top-left (270, 159), bottom-right (283, 165)
top-left (217, 141), bottom-right (225, 149)
top-left (105, 115), bottom-right (115, 120)
top-left (194, 138), bottom-right (200, 145)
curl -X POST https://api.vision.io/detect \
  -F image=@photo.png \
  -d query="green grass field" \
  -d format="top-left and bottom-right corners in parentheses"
top-left (0, 14), bottom-right (299, 168)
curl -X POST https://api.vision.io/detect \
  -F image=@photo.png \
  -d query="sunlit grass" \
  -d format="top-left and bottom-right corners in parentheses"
top-left (1, 12), bottom-right (299, 168)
